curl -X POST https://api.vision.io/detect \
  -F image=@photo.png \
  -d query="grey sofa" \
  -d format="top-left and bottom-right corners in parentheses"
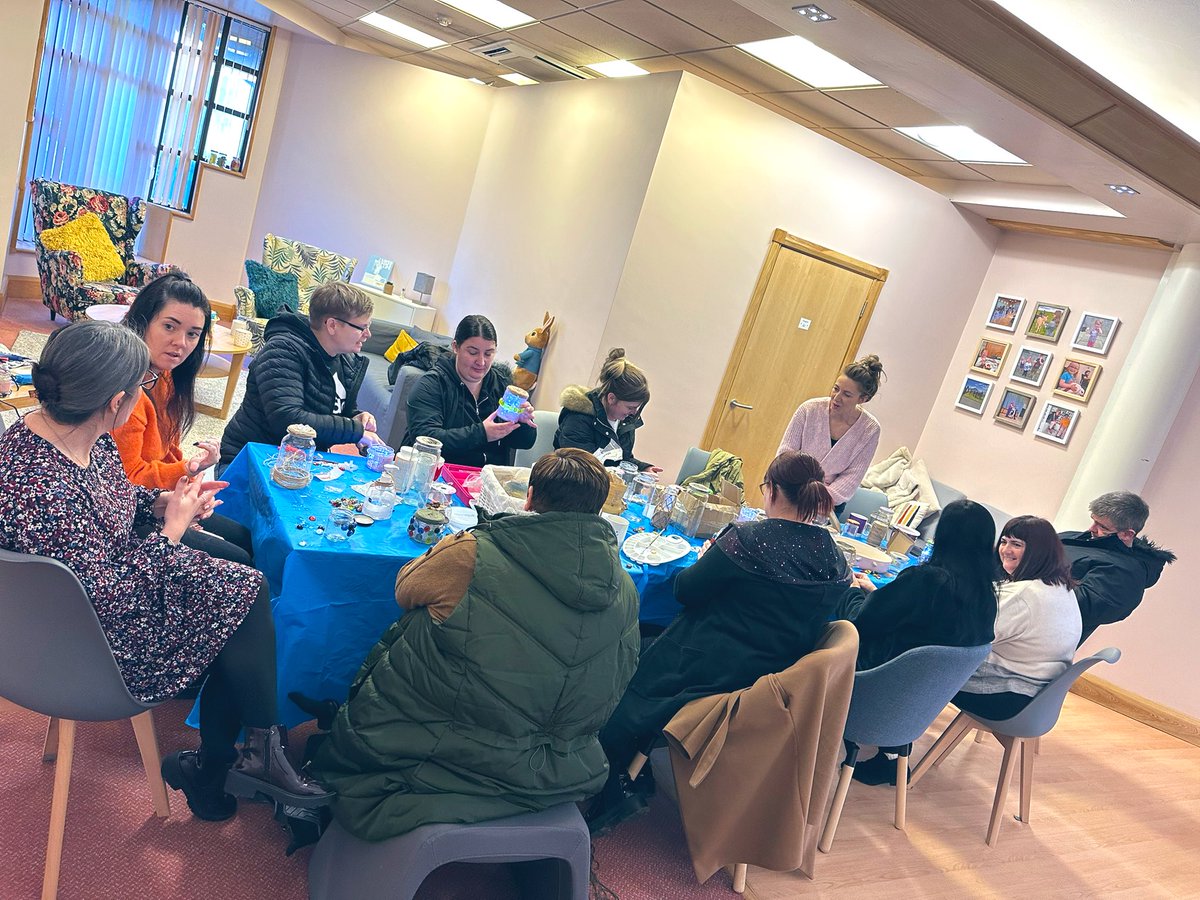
top-left (843, 480), bottom-right (1012, 543)
top-left (357, 321), bottom-right (452, 451)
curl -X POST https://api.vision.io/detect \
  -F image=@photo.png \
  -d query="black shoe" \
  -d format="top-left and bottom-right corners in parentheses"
top-left (851, 753), bottom-right (904, 786)
top-left (162, 750), bottom-right (237, 821)
top-left (586, 784), bottom-right (650, 837)
top-left (225, 725), bottom-right (332, 809)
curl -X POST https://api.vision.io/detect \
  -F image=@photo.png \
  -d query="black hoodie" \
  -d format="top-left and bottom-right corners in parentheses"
top-left (1059, 530), bottom-right (1177, 643)
top-left (219, 312), bottom-right (367, 465)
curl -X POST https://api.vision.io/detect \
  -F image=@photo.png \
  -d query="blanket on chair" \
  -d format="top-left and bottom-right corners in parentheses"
top-left (860, 447), bottom-right (940, 512)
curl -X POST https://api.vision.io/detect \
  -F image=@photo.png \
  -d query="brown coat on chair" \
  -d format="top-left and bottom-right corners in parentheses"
top-left (664, 620), bottom-right (858, 885)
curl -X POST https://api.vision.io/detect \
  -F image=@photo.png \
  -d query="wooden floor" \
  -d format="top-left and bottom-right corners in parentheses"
top-left (0, 291), bottom-right (59, 347)
top-left (747, 694), bottom-right (1200, 899)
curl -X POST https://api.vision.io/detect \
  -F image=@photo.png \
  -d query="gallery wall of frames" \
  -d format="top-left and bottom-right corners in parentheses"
top-left (953, 292), bottom-right (1121, 447)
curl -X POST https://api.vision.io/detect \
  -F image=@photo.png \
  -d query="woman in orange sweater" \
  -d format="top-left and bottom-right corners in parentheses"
top-left (115, 274), bottom-right (253, 565)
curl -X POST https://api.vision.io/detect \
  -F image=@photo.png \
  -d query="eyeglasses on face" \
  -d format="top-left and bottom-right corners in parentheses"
top-left (332, 316), bottom-right (371, 336)
top-left (139, 372), bottom-right (160, 392)
top-left (1090, 517), bottom-right (1123, 537)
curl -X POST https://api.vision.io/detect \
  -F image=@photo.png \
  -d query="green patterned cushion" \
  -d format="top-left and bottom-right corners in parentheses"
top-left (262, 234), bottom-right (357, 314)
top-left (245, 259), bottom-right (299, 319)
top-left (234, 284), bottom-right (256, 319)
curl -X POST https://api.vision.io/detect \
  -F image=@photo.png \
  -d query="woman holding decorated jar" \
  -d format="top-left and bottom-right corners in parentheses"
top-left (404, 314), bottom-right (536, 467)
top-left (0, 321), bottom-right (326, 824)
top-left (114, 273), bottom-right (252, 563)
top-left (777, 354), bottom-right (885, 512)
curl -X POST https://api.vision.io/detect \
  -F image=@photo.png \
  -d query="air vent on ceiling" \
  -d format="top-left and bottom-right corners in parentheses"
top-left (470, 40), bottom-right (591, 83)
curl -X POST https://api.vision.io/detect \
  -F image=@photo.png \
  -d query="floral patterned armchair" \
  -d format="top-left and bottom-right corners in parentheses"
top-left (30, 178), bottom-right (178, 320)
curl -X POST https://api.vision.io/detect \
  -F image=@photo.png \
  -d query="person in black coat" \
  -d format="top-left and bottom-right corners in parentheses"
top-left (554, 348), bottom-right (661, 472)
top-left (1059, 490), bottom-right (1176, 644)
top-left (587, 451), bottom-right (850, 835)
top-left (403, 314), bottom-right (536, 467)
top-left (834, 499), bottom-right (998, 785)
top-left (219, 284), bottom-right (384, 466)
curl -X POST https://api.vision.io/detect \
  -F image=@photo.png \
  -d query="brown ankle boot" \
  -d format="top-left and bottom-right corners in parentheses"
top-left (225, 725), bottom-right (331, 808)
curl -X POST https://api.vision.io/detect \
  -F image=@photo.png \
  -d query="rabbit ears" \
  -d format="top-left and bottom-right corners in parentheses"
top-left (539, 311), bottom-right (555, 331)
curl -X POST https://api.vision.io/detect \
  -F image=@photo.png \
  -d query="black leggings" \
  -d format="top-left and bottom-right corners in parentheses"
top-left (952, 689), bottom-right (1034, 721)
top-left (198, 579), bottom-right (278, 757)
top-left (181, 513), bottom-right (254, 566)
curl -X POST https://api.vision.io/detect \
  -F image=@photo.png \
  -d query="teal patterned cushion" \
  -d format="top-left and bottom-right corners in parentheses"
top-left (245, 259), bottom-right (299, 319)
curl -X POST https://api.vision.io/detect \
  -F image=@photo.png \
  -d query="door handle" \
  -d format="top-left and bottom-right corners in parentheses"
top-left (729, 399), bottom-right (753, 410)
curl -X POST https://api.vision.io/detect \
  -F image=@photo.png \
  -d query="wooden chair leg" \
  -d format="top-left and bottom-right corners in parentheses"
top-left (986, 735), bottom-right (1021, 847)
top-left (910, 712), bottom-right (972, 787)
top-left (42, 718), bottom-right (76, 900)
top-left (1017, 737), bottom-right (1035, 824)
top-left (818, 763), bottom-right (855, 852)
top-left (974, 728), bottom-right (986, 743)
top-left (1033, 736), bottom-right (1041, 756)
top-left (42, 717), bottom-right (60, 763)
top-left (894, 753), bottom-right (909, 831)
top-left (130, 711), bottom-right (170, 818)
top-left (626, 751), bottom-right (648, 781)
top-left (732, 863), bottom-right (747, 893)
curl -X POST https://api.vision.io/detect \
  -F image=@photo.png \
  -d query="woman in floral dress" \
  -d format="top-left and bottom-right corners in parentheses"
top-left (0, 321), bottom-right (326, 822)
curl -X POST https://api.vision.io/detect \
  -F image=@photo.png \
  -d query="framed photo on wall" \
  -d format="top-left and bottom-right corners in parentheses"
top-left (1034, 402), bottom-right (1081, 445)
top-left (1053, 357), bottom-right (1102, 403)
top-left (1070, 312), bottom-right (1119, 355)
top-left (1011, 345), bottom-right (1053, 387)
top-left (1025, 302), bottom-right (1070, 343)
top-left (955, 375), bottom-right (993, 415)
top-left (969, 337), bottom-right (1011, 377)
top-left (994, 386), bottom-right (1036, 430)
top-left (986, 293), bottom-right (1026, 332)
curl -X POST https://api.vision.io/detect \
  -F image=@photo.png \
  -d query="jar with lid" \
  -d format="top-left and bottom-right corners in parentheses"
top-left (363, 464), bottom-right (399, 521)
top-left (231, 317), bottom-right (252, 349)
top-left (865, 506), bottom-right (892, 548)
top-left (648, 484), bottom-right (681, 530)
top-left (616, 460), bottom-right (638, 488)
top-left (408, 505), bottom-right (449, 545)
top-left (425, 482), bottom-right (456, 510)
top-left (672, 483), bottom-right (711, 538)
top-left (411, 436), bottom-right (442, 498)
top-left (271, 423), bottom-right (317, 489)
top-left (624, 471), bottom-right (657, 506)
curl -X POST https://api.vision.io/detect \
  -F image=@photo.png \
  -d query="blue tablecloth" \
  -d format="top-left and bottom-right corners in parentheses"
top-left (617, 502), bottom-right (704, 628)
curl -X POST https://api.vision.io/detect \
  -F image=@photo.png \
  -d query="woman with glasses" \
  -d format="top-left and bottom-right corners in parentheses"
top-left (587, 451), bottom-right (851, 835)
top-left (113, 274), bottom-right (252, 564)
top-left (0, 321), bottom-right (328, 822)
top-left (219, 282), bottom-right (384, 467)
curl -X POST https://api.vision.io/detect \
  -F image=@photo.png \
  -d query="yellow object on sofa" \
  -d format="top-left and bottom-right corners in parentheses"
top-left (38, 212), bottom-right (126, 283)
top-left (383, 329), bottom-right (418, 363)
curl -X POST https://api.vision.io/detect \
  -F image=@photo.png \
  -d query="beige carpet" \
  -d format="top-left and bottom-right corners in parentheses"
top-left (3, 330), bottom-right (244, 444)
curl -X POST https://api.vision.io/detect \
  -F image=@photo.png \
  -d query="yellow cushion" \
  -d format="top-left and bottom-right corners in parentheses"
top-left (39, 213), bottom-right (126, 282)
top-left (383, 329), bottom-right (418, 363)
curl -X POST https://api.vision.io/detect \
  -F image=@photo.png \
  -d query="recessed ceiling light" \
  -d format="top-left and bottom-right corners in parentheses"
top-left (499, 72), bottom-right (538, 85)
top-left (359, 13), bottom-right (446, 48)
top-left (738, 36), bottom-right (881, 89)
top-left (584, 60), bottom-right (649, 78)
top-left (1106, 183), bottom-right (1140, 196)
top-left (895, 126), bottom-right (1028, 165)
top-left (438, 0), bottom-right (534, 30)
top-left (467, 77), bottom-right (487, 85)
top-left (793, 5), bottom-right (835, 23)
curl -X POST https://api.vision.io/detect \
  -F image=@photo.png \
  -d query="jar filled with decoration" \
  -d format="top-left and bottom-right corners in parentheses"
top-left (271, 424), bottom-right (317, 489)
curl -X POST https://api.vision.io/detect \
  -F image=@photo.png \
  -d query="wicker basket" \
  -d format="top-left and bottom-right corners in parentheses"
top-left (477, 465), bottom-right (533, 516)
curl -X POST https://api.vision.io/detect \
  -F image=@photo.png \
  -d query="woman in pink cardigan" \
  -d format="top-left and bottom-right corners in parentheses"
top-left (777, 355), bottom-right (884, 513)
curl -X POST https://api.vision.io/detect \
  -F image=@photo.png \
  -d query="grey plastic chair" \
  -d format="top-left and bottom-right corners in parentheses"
top-left (909, 647), bottom-right (1121, 846)
top-left (674, 446), bottom-right (710, 485)
top-left (819, 643), bottom-right (991, 852)
top-left (0, 549), bottom-right (170, 900)
top-left (513, 408), bottom-right (560, 468)
top-left (307, 802), bottom-right (591, 900)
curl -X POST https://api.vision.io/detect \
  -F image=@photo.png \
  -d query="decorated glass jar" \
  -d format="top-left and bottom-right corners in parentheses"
top-left (271, 424), bottom-right (316, 489)
top-left (495, 384), bottom-right (529, 423)
top-left (408, 505), bottom-right (449, 545)
top-left (411, 435), bottom-right (443, 497)
top-left (363, 465), bottom-right (399, 521)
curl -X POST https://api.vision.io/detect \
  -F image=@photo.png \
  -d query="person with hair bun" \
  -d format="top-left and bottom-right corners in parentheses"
top-left (554, 348), bottom-right (661, 472)
top-left (404, 314), bottom-right (536, 467)
top-left (587, 451), bottom-right (851, 835)
top-left (0, 321), bottom-right (326, 825)
top-left (778, 354), bottom-right (885, 512)
top-left (954, 516), bottom-right (1081, 721)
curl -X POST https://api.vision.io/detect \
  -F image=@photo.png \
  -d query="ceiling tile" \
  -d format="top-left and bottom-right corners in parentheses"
top-left (825, 127), bottom-right (950, 160)
top-left (823, 86), bottom-right (953, 128)
top-left (681, 47), bottom-right (805, 94)
top-left (744, 94), bottom-right (817, 128)
top-left (422, 42), bottom-right (509, 74)
top-left (407, 50), bottom-right (491, 79)
top-left (588, 0), bottom-right (722, 54)
top-left (644, 0), bottom-right (789, 43)
top-left (755, 91), bottom-right (880, 128)
top-left (507, 0), bottom-right (576, 16)
top-left (549, 10), bottom-right (665, 59)
top-left (343, 20), bottom-right (430, 52)
top-left (870, 157), bottom-right (925, 179)
top-left (507, 22), bottom-right (615, 66)
top-left (382, 1), bottom-right (494, 39)
top-left (300, 0), bottom-right (372, 26)
top-left (970, 164), bottom-right (1066, 186)
top-left (630, 53), bottom-right (743, 93)
top-left (888, 158), bottom-right (993, 180)
top-left (811, 128), bottom-right (882, 158)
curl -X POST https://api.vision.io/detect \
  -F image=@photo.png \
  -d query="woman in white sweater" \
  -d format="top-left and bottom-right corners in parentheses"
top-left (954, 515), bottom-right (1081, 720)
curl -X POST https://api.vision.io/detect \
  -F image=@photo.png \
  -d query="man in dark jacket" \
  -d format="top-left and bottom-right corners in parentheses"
top-left (219, 283), bottom-right (384, 466)
top-left (1059, 490), bottom-right (1176, 644)
top-left (311, 449), bottom-right (640, 841)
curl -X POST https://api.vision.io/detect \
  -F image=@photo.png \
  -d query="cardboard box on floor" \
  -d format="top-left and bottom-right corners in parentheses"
top-left (695, 479), bottom-right (743, 538)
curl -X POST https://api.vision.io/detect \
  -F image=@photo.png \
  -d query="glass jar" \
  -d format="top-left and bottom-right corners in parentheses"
top-left (624, 471), bottom-right (657, 505)
top-left (616, 460), bottom-right (638, 487)
top-left (865, 506), bottom-right (892, 548)
top-left (648, 484), bottom-right (680, 531)
top-left (411, 436), bottom-right (442, 498)
top-left (271, 423), bottom-right (317, 489)
top-left (363, 465), bottom-right (398, 521)
top-left (408, 505), bottom-right (449, 545)
top-left (393, 447), bottom-right (417, 499)
top-left (672, 483), bottom-right (711, 538)
top-left (425, 482), bottom-right (456, 509)
top-left (366, 443), bottom-right (395, 473)
top-left (325, 507), bottom-right (355, 542)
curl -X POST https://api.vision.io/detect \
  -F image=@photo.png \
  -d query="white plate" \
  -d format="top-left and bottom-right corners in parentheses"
top-left (622, 532), bottom-right (693, 565)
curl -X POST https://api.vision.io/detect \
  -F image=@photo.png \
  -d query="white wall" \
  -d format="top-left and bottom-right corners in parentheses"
top-left (0, 2), bottom-right (46, 288)
top-left (915, 232), bottom-right (1169, 518)
top-left (247, 37), bottom-right (494, 328)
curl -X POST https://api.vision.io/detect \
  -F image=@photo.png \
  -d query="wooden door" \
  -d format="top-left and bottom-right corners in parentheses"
top-left (703, 230), bottom-right (888, 506)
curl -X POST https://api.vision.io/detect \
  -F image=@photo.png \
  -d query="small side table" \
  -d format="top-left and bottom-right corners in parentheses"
top-left (197, 324), bottom-right (249, 419)
top-left (84, 303), bottom-right (130, 323)
top-left (351, 282), bottom-right (436, 331)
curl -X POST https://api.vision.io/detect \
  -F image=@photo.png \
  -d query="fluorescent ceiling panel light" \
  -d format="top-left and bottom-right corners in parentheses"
top-left (793, 5), bottom-right (835, 23)
top-left (584, 60), bottom-right (649, 78)
top-left (896, 126), bottom-right (1028, 164)
top-left (467, 77), bottom-right (487, 85)
top-left (1106, 183), bottom-right (1140, 196)
top-left (500, 72), bottom-right (538, 85)
top-left (359, 13), bottom-right (446, 48)
top-left (738, 36), bottom-right (881, 89)
top-left (439, 0), bottom-right (534, 29)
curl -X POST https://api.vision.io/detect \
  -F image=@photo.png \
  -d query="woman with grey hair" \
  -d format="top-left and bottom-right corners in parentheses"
top-left (0, 321), bottom-right (326, 823)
